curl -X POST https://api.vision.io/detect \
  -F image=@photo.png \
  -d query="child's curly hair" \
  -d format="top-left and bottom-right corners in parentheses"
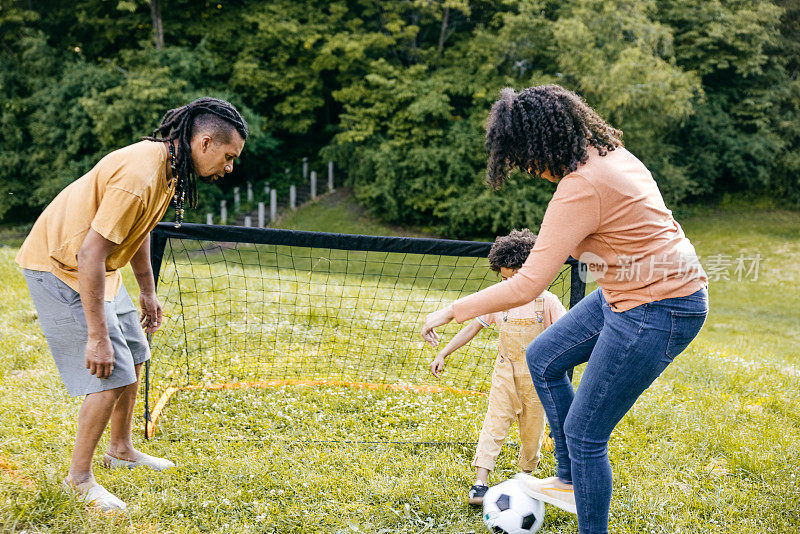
top-left (485, 85), bottom-right (622, 188)
top-left (488, 229), bottom-right (537, 272)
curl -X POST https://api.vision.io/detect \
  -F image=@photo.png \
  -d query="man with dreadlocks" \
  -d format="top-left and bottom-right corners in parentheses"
top-left (16, 97), bottom-right (247, 511)
top-left (422, 85), bottom-right (708, 534)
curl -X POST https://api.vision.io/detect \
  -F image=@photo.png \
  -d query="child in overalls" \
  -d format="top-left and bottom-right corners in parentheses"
top-left (429, 229), bottom-right (566, 505)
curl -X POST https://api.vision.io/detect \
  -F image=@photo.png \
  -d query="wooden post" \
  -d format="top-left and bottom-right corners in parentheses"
top-left (258, 202), bottom-right (265, 228)
top-left (220, 200), bottom-right (227, 225)
top-left (328, 161), bottom-right (334, 192)
top-left (270, 189), bottom-right (277, 222)
top-left (233, 187), bottom-right (240, 212)
top-left (290, 185), bottom-right (296, 210)
top-left (244, 216), bottom-right (252, 227)
top-left (310, 171), bottom-right (317, 199)
top-left (247, 182), bottom-right (253, 202)
top-left (265, 183), bottom-right (270, 198)
top-left (206, 213), bottom-right (213, 225)
top-left (302, 158), bottom-right (308, 181)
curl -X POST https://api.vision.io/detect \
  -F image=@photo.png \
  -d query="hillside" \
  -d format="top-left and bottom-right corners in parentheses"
top-left (271, 188), bottom-right (438, 238)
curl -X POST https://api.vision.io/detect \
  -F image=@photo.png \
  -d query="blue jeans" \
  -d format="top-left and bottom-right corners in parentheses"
top-left (526, 287), bottom-right (708, 534)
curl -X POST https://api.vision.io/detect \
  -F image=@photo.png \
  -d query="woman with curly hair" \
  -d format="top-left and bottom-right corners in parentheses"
top-left (421, 85), bottom-right (708, 533)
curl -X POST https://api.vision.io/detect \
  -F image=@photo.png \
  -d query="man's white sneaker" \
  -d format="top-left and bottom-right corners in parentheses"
top-left (103, 452), bottom-right (175, 471)
top-left (514, 474), bottom-right (577, 515)
top-left (62, 478), bottom-right (127, 512)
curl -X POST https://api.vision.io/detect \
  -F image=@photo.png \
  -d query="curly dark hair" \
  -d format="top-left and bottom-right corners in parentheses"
top-left (488, 228), bottom-right (537, 272)
top-left (485, 85), bottom-right (622, 188)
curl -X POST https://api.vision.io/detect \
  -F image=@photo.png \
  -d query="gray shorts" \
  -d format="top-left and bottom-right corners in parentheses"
top-left (22, 269), bottom-right (150, 397)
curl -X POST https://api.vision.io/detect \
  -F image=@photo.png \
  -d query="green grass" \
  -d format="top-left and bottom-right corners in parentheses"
top-left (271, 188), bottom-right (433, 237)
top-left (681, 207), bottom-right (800, 367)
top-left (1, 196), bottom-right (799, 533)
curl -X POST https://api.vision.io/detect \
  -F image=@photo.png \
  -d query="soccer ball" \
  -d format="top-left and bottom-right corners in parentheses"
top-left (482, 479), bottom-right (545, 534)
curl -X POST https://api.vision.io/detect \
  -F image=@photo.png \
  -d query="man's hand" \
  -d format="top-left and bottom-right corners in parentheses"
top-left (430, 354), bottom-right (446, 378)
top-left (139, 291), bottom-right (163, 334)
top-left (86, 335), bottom-right (115, 378)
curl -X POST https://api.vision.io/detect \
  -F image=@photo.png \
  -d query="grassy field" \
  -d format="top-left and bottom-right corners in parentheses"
top-left (1, 193), bottom-right (799, 533)
top-left (271, 188), bottom-right (433, 238)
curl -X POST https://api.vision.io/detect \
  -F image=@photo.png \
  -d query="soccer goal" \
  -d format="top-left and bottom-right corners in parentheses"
top-left (143, 223), bottom-right (586, 444)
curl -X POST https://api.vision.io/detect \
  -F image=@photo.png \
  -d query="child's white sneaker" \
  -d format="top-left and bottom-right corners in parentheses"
top-left (467, 484), bottom-right (489, 506)
top-left (514, 474), bottom-right (577, 514)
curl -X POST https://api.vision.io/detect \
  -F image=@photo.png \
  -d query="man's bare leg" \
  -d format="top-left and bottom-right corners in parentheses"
top-left (68, 386), bottom-right (126, 488)
top-left (103, 363), bottom-right (173, 470)
top-left (106, 364), bottom-right (141, 460)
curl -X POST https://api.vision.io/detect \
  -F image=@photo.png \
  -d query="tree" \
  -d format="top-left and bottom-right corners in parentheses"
top-left (657, 0), bottom-right (788, 199)
top-left (2, 0), bottom-right (798, 228)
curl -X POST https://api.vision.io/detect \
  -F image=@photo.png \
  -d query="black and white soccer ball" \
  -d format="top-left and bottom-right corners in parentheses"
top-left (482, 479), bottom-right (545, 534)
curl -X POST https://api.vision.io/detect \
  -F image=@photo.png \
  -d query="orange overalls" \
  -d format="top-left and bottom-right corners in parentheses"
top-left (472, 304), bottom-right (547, 472)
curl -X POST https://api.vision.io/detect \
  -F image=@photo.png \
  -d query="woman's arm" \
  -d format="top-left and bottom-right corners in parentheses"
top-left (422, 175), bottom-right (600, 343)
top-left (452, 175), bottom-right (600, 322)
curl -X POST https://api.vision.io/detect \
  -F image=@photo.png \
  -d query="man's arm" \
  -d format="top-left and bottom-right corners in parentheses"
top-left (77, 229), bottom-right (117, 379)
top-left (129, 233), bottom-right (163, 334)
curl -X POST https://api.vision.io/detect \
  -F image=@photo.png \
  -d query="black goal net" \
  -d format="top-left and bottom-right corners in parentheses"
top-left (143, 223), bottom-right (585, 443)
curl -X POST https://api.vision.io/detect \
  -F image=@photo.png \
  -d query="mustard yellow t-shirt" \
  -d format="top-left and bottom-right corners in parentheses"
top-left (16, 141), bottom-right (175, 301)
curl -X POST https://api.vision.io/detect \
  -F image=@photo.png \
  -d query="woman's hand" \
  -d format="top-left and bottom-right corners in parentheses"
top-left (421, 304), bottom-right (454, 348)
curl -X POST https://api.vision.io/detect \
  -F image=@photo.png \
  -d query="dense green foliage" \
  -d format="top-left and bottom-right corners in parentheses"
top-left (1, 0), bottom-right (798, 236)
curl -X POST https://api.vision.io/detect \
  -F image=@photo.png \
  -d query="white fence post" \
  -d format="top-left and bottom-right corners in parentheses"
top-left (328, 161), bottom-right (334, 192)
top-left (265, 183), bottom-right (270, 198)
top-left (206, 213), bottom-right (213, 225)
top-left (310, 171), bottom-right (317, 199)
top-left (247, 182), bottom-right (253, 203)
top-left (302, 158), bottom-right (308, 181)
top-left (270, 189), bottom-right (277, 222)
top-left (258, 202), bottom-right (265, 228)
top-left (244, 216), bottom-right (252, 227)
top-left (233, 187), bottom-right (240, 212)
top-left (220, 200), bottom-right (227, 225)
top-left (290, 184), bottom-right (296, 210)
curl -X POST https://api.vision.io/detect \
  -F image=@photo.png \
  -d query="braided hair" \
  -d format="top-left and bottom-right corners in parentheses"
top-left (485, 85), bottom-right (622, 189)
top-left (144, 97), bottom-right (248, 209)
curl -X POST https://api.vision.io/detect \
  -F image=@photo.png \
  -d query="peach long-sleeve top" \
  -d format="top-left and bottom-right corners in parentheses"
top-left (453, 146), bottom-right (708, 323)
